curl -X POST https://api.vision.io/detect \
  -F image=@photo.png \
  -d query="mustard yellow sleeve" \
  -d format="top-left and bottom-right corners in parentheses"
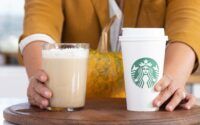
top-left (21, 0), bottom-right (64, 42)
top-left (18, 0), bottom-right (64, 64)
top-left (165, 0), bottom-right (200, 70)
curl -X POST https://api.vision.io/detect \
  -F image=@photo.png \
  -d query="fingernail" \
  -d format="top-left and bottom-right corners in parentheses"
top-left (40, 75), bottom-right (46, 81)
top-left (167, 105), bottom-right (173, 111)
top-left (186, 105), bottom-right (191, 110)
top-left (156, 101), bottom-right (161, 107)
top-left (45, 91), bottom-right (51, 97)
top-left (156, 86), bottom-right (161, 91)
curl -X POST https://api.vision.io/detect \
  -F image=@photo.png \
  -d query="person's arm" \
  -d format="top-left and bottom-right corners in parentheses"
top-left (153, 0), bottom-right (200, 111)
top-left (23, 41), bottom-right (44, 77)
top-left (20, 0), bottom-right (63, 108)
top-left (23, 41), bottom-right (52, 109)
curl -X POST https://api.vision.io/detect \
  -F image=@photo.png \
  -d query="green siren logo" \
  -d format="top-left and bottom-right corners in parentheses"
top-left (131, 58), bottom-right (159, 88)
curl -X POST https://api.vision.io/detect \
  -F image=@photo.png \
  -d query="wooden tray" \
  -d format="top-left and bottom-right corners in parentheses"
top-left (3, 98), bottom-right (200, 125)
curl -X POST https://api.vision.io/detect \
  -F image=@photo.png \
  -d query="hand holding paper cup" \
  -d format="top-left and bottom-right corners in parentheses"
top-left (120, 28), bottom-right (168, 111)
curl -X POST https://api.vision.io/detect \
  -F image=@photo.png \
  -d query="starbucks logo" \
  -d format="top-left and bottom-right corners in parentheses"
top-left (131, 58), bottom-right (159, 89)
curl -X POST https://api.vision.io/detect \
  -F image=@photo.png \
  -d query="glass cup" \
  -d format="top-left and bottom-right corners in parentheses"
top-left (42, 43), bottom-right (89, 111)
top-left (120, 28), bottom-right (168, 111)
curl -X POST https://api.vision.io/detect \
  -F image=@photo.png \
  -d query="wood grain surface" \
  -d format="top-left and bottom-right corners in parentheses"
top-left (3, 98), bottom-right (200, 125)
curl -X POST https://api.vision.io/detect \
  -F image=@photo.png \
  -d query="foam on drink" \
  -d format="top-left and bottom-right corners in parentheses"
top-left (42, 48), bottom-right (89, 58)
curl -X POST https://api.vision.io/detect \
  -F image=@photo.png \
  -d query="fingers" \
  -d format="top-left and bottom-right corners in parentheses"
top-left (33, 91), bottom-right (49, 108)
top-left (153, 74), bottom-right (196, 112)
top-left (33, 80), bottom-right (52, 98)
top-left (153, 83), bottom-right (177, 107)
top-left (27, 70), bottom-right (52, 109)
top-left (165, 88), bottom-right (186, 111)
top-left (180, 94), bottom-right (196, 110)
top-left (27, 85), bottom-right (37, 106)
top-left (28, 89), bottom-right (49, 109)
top-left (33, 69), bottom-right (48, 82)
top-left (154, 75), bottom-right (172, 92)
top-left (27, 82), bottom-right (50, 108)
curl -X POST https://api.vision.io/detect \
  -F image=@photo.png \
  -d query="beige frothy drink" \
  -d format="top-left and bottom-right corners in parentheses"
top-left (42, 44), bottom-right (89, 111)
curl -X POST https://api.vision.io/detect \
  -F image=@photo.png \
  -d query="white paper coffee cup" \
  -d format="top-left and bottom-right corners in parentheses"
top-left (120, 28), bottom-right (168, 111)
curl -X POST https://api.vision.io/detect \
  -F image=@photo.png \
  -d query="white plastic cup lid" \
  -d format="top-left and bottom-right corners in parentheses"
top-left (119, 28), bottom-right (168, 41)
top-left (122, 28), bottom-right (165, 37)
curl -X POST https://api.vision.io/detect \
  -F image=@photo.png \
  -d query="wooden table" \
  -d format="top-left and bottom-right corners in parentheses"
top-left (3, 98), bottom-right (200, 125)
